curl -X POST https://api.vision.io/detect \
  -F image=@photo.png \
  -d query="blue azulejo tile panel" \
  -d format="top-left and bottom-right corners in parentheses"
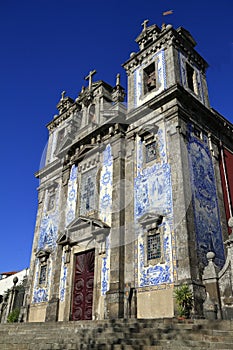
top-left (59, 253), bottom-right (67, 302)
top-left (99, 145), bottom-right (112, 295)
top-left (60, 164), bottom-right (77, 303)
top-left (34, 185), bottom-right (61, 303)
top-left (37, 185), bottom-right (61, 251)
top-left (138, 220), bottom-right (173, 287)
top-left (188, 125), bottom-right (225, 268)
top-left (99, 144), bottom-right (113, 226)
top-left (101, 236), bottom-right (110, 295)
top-left (135, 127), bottom-right (174, 287)
top-left (135, 163), bottom-right (172, 218)
top-left (66, 164), bottom-right (78, 226)
top-left (32, 259), bottom-right (52, 303)
top-left (33, 288), bottom-right (48, 303)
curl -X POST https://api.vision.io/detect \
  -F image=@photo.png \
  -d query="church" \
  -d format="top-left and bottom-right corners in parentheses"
top-left (25, 20), bottom-right (233, 322)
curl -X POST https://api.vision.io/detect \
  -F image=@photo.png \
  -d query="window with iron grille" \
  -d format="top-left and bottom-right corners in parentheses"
top-left (147, 233), bottom-right (161, 260)
top-left (39, 265), bottom-right (47, 285)
top-left (145, 141), bottom-right (157, 163)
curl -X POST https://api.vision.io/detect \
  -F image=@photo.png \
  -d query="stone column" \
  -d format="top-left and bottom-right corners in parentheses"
top-left (106, 131), bottom-right (126, 318)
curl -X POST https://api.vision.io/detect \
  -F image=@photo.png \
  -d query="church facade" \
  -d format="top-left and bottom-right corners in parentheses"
top-left (26, 21), bottom-right (233, 322)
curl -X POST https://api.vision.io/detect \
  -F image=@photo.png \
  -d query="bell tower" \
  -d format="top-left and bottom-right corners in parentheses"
top-left (124, 20), bottom-right (210, 111)
top-left (122, 21), bottom-right (226, 318)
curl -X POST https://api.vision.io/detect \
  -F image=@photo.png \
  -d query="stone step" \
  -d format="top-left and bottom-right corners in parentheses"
top-left (1, 319), bottom-right (233, 350)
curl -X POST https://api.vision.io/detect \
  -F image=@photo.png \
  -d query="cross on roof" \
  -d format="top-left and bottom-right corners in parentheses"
top-left (141, 19), bottom-right (149, 31)
top-left (61, 91), bottom-right (66, 100)
top-left (85, 69), bottom-right (97, 90)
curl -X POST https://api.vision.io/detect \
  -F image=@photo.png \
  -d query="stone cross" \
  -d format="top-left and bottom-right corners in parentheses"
top-left (116, 73), bottom-right (120, 86)
top-left (61, 91), bottom-right (66, 100)
top-left (141, 19), bottom-right (149, 31)
top-left (85, 69), bottom-right (97, 90)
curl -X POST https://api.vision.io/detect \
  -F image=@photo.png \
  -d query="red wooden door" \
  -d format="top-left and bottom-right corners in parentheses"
top-left (72, 250), bottom-right (95, 320)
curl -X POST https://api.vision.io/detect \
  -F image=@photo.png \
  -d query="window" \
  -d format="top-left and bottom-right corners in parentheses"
top-left (39, 264), bottom-right (47, 285)
top-left (88, 104), bottom-right (96, 123)
top-left (36, 249), bottom-right (50, 286)
top-left (47, 193), bottom-right (55, 212)
top-left (138, 213), bottom-right (164, 266)
top-left (143, 63), bottom-right (157, 94)
top-left (147, 231), bottom-right (161, 260)
top-left (193, 126), bottom-right (202, 140)
top-left (138, 124), bottom-right (160, 165)
top-left (145, 141), bottom-right (157, 163)
top-left (186, 63), bottom-right (194, 92)
top-left (57, 128), bottom-right (65, 147)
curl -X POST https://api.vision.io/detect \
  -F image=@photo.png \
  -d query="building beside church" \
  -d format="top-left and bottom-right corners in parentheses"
top-left (25, 21), bottom-right (233, 322)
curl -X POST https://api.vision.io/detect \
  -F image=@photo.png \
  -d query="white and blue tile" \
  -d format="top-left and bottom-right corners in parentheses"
top-left (135, 126), bottom-right (174, 287)
top-left (32, 259), bottom-right (52, 303)
top-left (99, 145), bottom-right (112, 295)
top-left (33, 185), bottom-right (61, 303)
top-left (188, 125), bottom-right (225, 268)
top-left (59, 254), bottom-right (67, 302)
top-left (65, 164), bottom-right (78, 226)
top-left (101, 236), bottom-right (110, 295)
top-left (99, 144), bottom-right (113, 226)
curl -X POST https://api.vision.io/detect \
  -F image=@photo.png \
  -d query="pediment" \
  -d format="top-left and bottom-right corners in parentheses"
top-left (65, 216), bottom-right (110, 245)
top-left (67, 216), bottom-right (110, 233)
top-left (35, 248), bottom-right (51, 261)
top-left (138, 212), bottom-right (163, 229)
top-left (57, 231), bottom-right (69, 245)
top-left (75, 144), bottom-right (95, 160)
top-left (55, 134), bottom-right (73, 157)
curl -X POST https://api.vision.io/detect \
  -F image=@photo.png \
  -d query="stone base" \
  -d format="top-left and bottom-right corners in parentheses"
top-left (105, 290), bottom-right (124, 318)
top-left (45, 298), bottom-right (59, 322)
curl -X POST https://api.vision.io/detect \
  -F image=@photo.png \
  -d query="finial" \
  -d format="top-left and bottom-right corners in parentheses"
top-left (141, 19), bottom-right (149, 31)
top-left (116, 73), bottom-right (120, 86)
top-left (61, 91), bottom-right (66, 100)
top-left (161, 23), bottom-right (166, 31)
top-left (81, 86), bottom-right (85, 93)
top-left (85, 69), bottom-right (97, 90)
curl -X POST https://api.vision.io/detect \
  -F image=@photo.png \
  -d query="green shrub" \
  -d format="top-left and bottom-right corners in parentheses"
top-left (7, 308), bottom-right (20, 323)
top-left (174, 284), bottom-right (193, 318)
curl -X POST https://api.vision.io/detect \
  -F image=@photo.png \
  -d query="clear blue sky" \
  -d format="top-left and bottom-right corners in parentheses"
top-left (0, 0), bottom-right (232, 272)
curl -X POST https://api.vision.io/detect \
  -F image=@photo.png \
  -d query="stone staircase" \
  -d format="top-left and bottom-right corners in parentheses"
top-left (1, 318), bottom-right (233, 350)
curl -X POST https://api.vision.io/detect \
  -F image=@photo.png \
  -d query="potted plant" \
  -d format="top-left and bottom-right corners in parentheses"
top-left (174, 284), bottom-right (193, 319)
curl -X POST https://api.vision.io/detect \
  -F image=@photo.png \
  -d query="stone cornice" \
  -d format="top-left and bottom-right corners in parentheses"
top-left (35, 158), bottom-right (62, 180)
top-left (172, 30), bottom-right (208, 71)
top-left (122, 28), bottom-right (174, 74)
top-left (125, 83), bottom-right (233, 149)
top-left (47, 102), bottom-right (80, 132)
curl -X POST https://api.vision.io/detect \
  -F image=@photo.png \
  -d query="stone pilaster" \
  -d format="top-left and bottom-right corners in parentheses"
top-left (124, 135), bottom-right (137, 317)
top-left (106, 132), bottom-right (126, 318)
